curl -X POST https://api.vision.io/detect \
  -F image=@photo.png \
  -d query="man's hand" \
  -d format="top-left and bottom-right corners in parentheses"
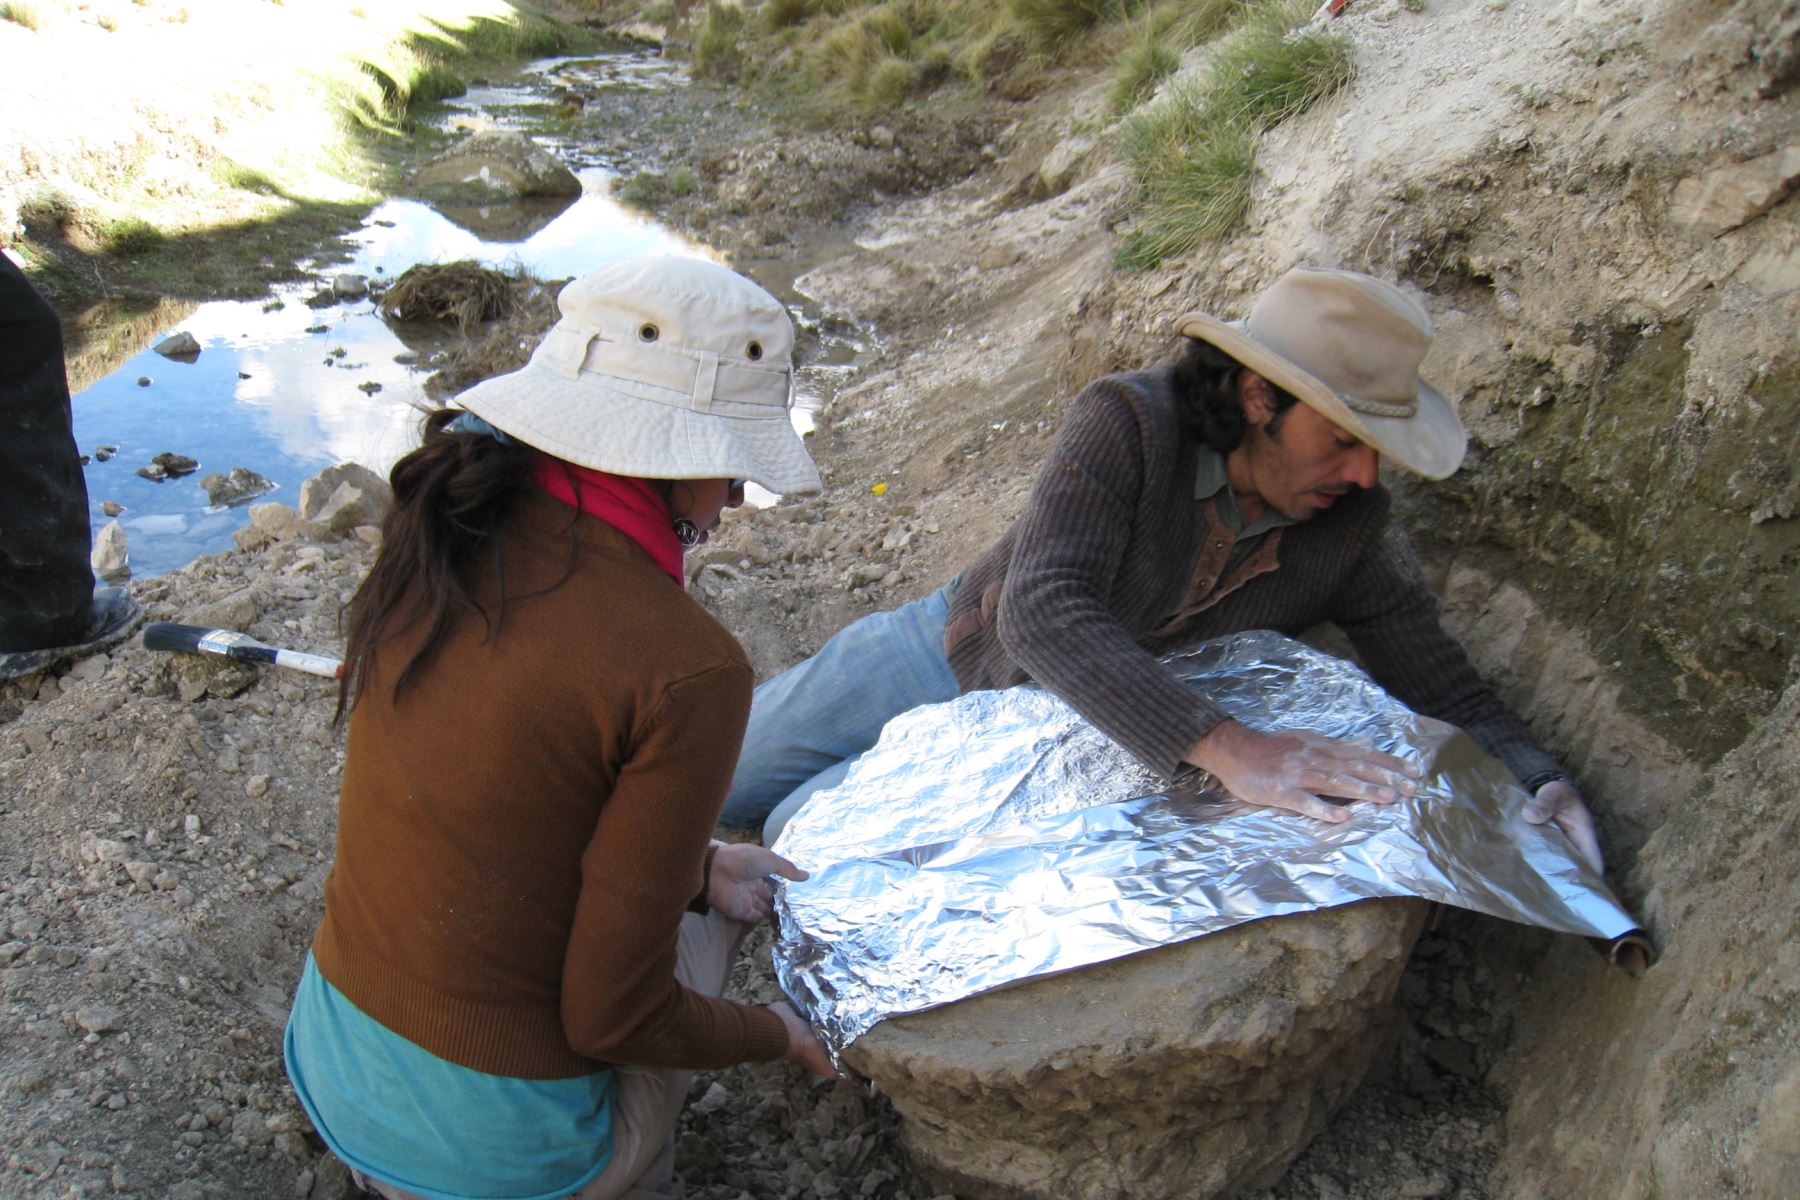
top-left (707, 842), bottom-right (807, 924)
top-left (1184, 719), bottom-right (1419, 822)
top-left (769, 1000), bottom-right (839, 1079)
top-left (1522, 780), bottom-right (1604, 874)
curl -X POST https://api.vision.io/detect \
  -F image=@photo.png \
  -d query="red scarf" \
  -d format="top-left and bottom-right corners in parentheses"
top-left (531, 457), bottom-right (684, 587)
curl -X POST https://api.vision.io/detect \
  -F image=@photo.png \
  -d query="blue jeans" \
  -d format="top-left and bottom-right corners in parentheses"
top-left (723, 587), bottom-right (961, 843)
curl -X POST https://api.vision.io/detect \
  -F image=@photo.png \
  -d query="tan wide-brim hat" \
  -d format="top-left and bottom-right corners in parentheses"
top-left (454, 254), bottom-right (822, 496)
top-left (1176, 267), bottom-right (1467, 480)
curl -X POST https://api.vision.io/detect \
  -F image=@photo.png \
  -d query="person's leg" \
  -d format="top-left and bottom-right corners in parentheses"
top-left (360, 912), bottom-right (748, 1200)
top-left (721, 587), bottom-right (959, 832)
top-left (0, 256), bottom-right (94, 652)
top-left (568, 910), bottom-right (748, 1200)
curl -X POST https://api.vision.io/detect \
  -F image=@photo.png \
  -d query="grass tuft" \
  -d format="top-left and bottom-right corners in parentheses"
top-left (1116, 2), bottom-right (1354, 265)
top-left (694, 1), bottom-right (747, 80)
top-left (1117, 123), bottom-right (1254, 268)
top-left (1204, 21), bottom-right (1356, 131)
top-left (1005, 0), bottom-right (1119, 49)
top-left (99, 216), bottom-right (167, 258)
top-left (1, 1), bottom-right (43, 30)
top-left (1109, 21), bottom-right (1179, 113)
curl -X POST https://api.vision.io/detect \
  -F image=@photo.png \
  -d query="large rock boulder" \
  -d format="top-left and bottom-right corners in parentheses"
top-left (844, 898), bottom-right (1428, 1200)
top-left (297, 463), bottom-right (392, 528)
top-left (413, 131), bottom-right (581, 199)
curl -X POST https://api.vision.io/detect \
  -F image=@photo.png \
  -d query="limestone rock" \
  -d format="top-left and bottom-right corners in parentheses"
top-left (414, 131), bottom-right (582, 199)
top-left (1667, 145), bottom-right (1800, 239)
top-left (248, 502), bottom-right (303, 541)
top-left (153, 331), bottom-right (201, 360)
top-left (843, 898), bottom-right (1428, 1200)
top-left (298, 464), bottom-right (392, 526)
top-left (1037, 133), bottom-right (1095, 198)
top-left (91, 520), bottom-right (129, 581)
top-left (199, 467), bottom-right (274, 507)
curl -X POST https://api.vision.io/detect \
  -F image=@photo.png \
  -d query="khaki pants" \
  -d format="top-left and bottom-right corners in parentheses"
top-left (363, 910), bottom-right (749, 1200)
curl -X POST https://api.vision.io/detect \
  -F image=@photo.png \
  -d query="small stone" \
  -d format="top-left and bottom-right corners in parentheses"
top-left (0, 941), bottom-right (24, 965)
top-left (184, 815), bottom-right (202, 838)
top-left (136, 376), bottom-right (152, 387)
top-left (246, 775), bottom-right (270, 798)
top-left (693, 1081), bottom-right (730, 1115)
top-left (91, 838), bottom-right (131, 863)
top-left (75, 1004), bottom-right (124, 1033)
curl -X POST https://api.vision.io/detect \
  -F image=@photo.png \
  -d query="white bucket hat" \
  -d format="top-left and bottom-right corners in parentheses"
top-left (1176, 267), bottom-right (1467, 480)
top-left (454, 254), bottom-right (822, 496)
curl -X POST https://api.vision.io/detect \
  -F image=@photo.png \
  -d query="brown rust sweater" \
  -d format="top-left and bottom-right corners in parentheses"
top-left (945, 367), bottom-right (1564, 791)
top-left (313, 491), bottom-right (790, 1079)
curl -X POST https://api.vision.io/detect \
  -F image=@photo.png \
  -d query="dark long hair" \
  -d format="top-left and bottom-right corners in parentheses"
top-left (1171, 338), bottom-right (1300, 451)
top-left (336, 408), bottom-right (539, 721)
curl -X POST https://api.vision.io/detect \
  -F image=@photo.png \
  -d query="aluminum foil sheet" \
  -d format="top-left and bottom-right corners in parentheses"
top-left (771, 630), bottom-right (1639, 1055)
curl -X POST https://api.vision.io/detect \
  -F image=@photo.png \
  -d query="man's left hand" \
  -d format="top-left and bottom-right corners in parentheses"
top-left (708, 842), bottom-right (807, 924)
top-left (1523, 780), bottom-right (1603, 874)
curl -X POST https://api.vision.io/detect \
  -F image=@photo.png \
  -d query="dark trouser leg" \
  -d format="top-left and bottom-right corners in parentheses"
top-left (0, 255), bottom-right (93, 652)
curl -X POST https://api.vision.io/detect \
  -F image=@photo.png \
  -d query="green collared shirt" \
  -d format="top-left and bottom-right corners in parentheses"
top-left (1195, 448), bottom-right (1295, 579)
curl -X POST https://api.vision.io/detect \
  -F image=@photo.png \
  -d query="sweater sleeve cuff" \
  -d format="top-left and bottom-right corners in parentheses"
top-left (687, 843), bottom-right (717, 916)
top-left (744, 1005), bottom-right (793, 1063)
top-left (1522, 770), bottom-right (1568, 794)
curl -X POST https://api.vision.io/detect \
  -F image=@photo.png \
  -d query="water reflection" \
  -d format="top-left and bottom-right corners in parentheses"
top-left (71, 48), bottom-right (868, 581)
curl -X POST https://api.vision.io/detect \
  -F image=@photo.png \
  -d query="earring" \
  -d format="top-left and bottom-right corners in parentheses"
top-left (672, 518), bottom-right (701, 547)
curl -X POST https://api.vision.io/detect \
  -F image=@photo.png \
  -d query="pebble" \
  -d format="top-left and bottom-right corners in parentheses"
top-left (184, 815), bottom-right (203, 839)
top-left (245, 775), bottom-right (270, 798)
top-left (75, 1005), bottom-right (124, 1033)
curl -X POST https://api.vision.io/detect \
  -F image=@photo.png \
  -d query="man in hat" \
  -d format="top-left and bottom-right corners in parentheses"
top-left (723, 267), bottom-right (1601, 870)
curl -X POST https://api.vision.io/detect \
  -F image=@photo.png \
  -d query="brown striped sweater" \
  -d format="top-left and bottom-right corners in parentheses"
top-left (944, 366), bottom-right (1564, 791)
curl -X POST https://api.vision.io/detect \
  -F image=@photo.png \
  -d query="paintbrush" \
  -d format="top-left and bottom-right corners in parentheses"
top-left (141, 622), bottom-right (344, 679)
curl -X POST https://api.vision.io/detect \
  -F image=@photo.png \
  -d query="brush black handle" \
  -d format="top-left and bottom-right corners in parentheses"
top-left (142, 622), bottom-right (344, 679)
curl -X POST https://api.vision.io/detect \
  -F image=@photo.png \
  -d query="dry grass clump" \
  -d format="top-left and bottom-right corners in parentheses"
top-left (1, 1), bottom-right (44, 30)
top-left (1006, 0), bottom-right (1134, 50)
top-left (1107, 0), bottom-right (1239, 113)
top-left (1117, 0), bottom-right (1354, 267)
top-left (379, 261), bottom-right (519, 334)
top-left (667, 0), bottom-right (1152, 113)
top-left (423, 280), bottom-right (560, 400)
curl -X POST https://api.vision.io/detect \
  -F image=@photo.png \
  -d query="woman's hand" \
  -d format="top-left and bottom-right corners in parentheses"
top-left (769, 1000), bottom-right (839, 1079)
top-left (707, 842), bottom-right (807, 924)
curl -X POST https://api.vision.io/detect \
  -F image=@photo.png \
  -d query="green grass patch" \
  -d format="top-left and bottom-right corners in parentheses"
top-left (336, 8), bottom-right (589, 133)
top-left (1116, 122), bottom-right (1253, 268)
top-left (617, 170), bottom-right (668, 209)
top-left (1115, 2), bottom-right (1355, 266)
top-left (98, 217), bottom-right (167, 258)
top-left (1204, 18), bottom-right (1356, 130)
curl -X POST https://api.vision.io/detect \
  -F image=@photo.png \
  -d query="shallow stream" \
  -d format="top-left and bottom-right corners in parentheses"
top-left (72, 48), bottom-right (865, 580)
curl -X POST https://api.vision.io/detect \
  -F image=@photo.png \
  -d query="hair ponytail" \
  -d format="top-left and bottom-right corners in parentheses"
top-left (336, 409), bottom-right (537, 721)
